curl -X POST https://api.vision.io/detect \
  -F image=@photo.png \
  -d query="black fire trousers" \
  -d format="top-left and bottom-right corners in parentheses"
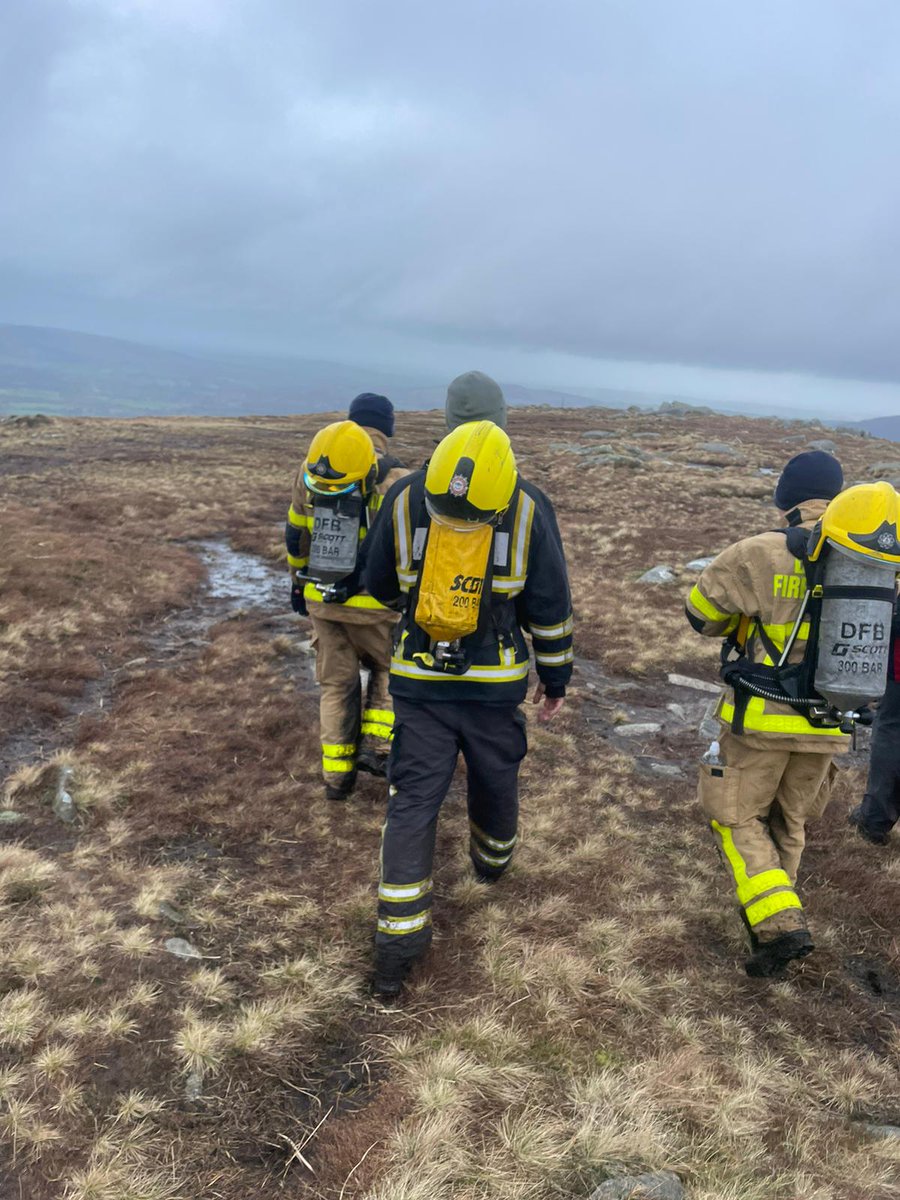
top-left (858, 680), bottom-right (900, 837)
top-left (375, 698), bottom-right (527, 971)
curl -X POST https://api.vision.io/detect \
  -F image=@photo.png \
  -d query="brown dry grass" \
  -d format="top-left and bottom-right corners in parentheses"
top-left (2, 407), bottom-right (900, 1198)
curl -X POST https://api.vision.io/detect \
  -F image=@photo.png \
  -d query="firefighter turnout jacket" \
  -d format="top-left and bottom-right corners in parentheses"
top-left (285, 427), bottom-right (407, 626)
top-left (364, 471), bottom-right (574, 703)
top-left (685, 498), bottom-right (849, 753)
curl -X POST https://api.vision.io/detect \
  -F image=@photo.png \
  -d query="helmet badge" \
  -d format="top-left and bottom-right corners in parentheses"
top-left (312, 458), bottom-right (328, 477)
top-left (448, 473), bottom-right (469, 498)
top-left (877, 530), bottom-right (896, 551)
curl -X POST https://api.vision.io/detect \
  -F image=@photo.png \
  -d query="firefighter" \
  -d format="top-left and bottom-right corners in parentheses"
top-left (363, 420), bottom-right (573, 997)
top-left (686, 450), bottom-right (849, 977)
top-left (285, 395), bottom-right (407, 799)
top-left (849, 607), bottom-right (900, 845)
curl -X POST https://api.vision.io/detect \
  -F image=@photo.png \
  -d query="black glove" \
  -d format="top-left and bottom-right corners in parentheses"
top-left (322, 568), bottom-right (362, 605)
top-left (855, 706), bottom-right (875, 727)
top-left (290, 580), bottom-right (308, 616)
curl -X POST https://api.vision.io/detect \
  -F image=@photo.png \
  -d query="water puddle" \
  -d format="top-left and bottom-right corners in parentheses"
top-left (196, 539), bottom-right (286, 612)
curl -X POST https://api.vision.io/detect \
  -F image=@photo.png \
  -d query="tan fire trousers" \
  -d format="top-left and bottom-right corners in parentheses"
top-left (697, 732), bottom-right (836, 941)
top-left (310, 615), bottom-right (395, 783)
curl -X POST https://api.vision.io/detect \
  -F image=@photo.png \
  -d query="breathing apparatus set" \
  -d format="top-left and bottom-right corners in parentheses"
top-left (721, 482), bottom-right (900, 734)
top-left (301, 421), bottom-right (378, 603)
top-left (407, 421), bottom-right (518, 675)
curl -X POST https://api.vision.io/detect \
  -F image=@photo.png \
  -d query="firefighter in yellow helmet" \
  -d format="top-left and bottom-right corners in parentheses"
top-left (687, 452), bottom-right (900, 977)
top-left (285, 398), bottom-right (408, 799)
top-left (362, 421), bottom-right (574, 997)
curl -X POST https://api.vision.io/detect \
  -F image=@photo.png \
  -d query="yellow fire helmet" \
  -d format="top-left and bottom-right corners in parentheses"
top-left (425, 420), bottom-right (517, 527)
top-left (304, 420), bottom-right (377, 496)
top-left (809, 480), bottom-right (900, 565)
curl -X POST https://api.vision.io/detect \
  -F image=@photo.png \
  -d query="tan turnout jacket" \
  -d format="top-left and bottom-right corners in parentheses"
top-left (686, 499), bottom-right (849, 753)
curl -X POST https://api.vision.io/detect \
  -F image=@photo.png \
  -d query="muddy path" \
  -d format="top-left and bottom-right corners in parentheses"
top-left (1, 539), bottom-right (313, 781)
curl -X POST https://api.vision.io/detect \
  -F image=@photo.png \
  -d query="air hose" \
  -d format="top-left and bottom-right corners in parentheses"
top-left (731, 677), bottom-right (821, 707)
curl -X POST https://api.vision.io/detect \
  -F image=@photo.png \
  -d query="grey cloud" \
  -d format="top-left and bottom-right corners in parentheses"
top-left (2, 0), bottom-right (900, 382)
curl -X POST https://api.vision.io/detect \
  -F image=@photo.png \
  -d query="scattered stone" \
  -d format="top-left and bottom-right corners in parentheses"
top-left (158, 900), bottom-right (189, 925)
top-left (637, 566), bottom-right (676, 584)
top-left (666, 703), bottom-right (688, 722)
top-left (807, 439), bottom-right (838, 453)
top-left (164, 937), bottom-right (202, 960)
top-left (3, 413), bottom-right (54, 428)
top-left (685, 556), bottom-right (715, 571)
top-left (647, 762), bottom-right (685, 778)
top-left (658, 400), bottom-right (713, 416)
top-left (757, 467), bottom-right (777, 476)
top-left (615, 722), bottom-right (663, 737)
top-left (52, 766), bottom-right (76, 824)
top-left (590, 1170), bottom-right (685, 1200)
top-left (297, 639), bottom-right (315, 656)
top-left (667, 672), bottom-right (721, 694)
top-left (184, 1070), bottom-right (204, 1101)
top-left (860, 1123), bottom-right (900, 1140)
top-left (0, 811), bottom-right (26, 825)
top-left (583, 430), bottom-right (620, 439)
top-left (693, 441), bottom-right (744, 458)
top-left (869, 461), bottom-right (900, 478)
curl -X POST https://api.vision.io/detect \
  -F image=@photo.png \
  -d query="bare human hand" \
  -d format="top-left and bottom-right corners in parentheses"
top-left (531, 682), bottom-right (565, 724)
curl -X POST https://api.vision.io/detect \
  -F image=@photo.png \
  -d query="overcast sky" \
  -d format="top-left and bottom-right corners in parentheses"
top-left (3, 0), bottom-right (900, 414)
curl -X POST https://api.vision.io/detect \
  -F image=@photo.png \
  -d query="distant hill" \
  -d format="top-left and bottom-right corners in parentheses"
top-left (847, 414), bottom-right (900, 442)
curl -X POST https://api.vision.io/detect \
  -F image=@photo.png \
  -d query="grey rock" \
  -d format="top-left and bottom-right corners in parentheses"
top-left (685, 556), bottom-right (716, 571)
top-left (616, 722), bottom-right (663, 737)
top-left (860, 1123), bottom-right (900, 1140)
top-left (583, 430), bottom-right (620, 439)
top-left (658, 400), bottom-right (713, 416)
top-left (667, 672), bottom-right (721, 694)
top-left (0, 811), bottom-right (26, 825)
top-left (164, 937), bottom-right (202, 960)
top-left (666, 703), bottom-right (688, 722)
top-left (637, 566), bottom-right (676, 584)
top-left (806, 439), bottom-right (838, 453)
top-left (158, 901), bottom-right (188, 925)
top-left (184, 1070), bottom-right (204, 1101)
top-left (52, 766), bottom-right (76, 824)
top-left (870, 461), bottom-right (900, 478)
top-left (693, 441), bottom-right (744, 457)
top-left (647, 761), bottom-right (684, 778)
top-left (297, 639), bottom-right (315, 656)
top-left (590, 1170), bottom-right (685, 1200)
top-left (757, 467), bottom-right (777, 476)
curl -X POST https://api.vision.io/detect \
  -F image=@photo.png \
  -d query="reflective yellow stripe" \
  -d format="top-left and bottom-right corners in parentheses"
top-left (469, 820), bottom-right (517, 852)
top-left (492, 578), bottom-right (526, 594)
top-left (378, 878), bottom-right (432, 903)
top-left (736, 868), bottom-right (793, 907)
top-left (322, 758), bottom-right (354, 773)
top-left (304, 583), bottom-right (388, 610)
top-left (322, 742), bottom-right (355, 756)
top-left (377, 911), bottom-right (431, 935)
top-left (393, 486), bottom-right (412, 575)
top-left (720, 697), bottom-right (846, 737)
top-left (471, 841), bottom-right (513, 867)
top-left (361, 722), bottom-right (393, 739)
top-left (530, 616), bottom-right (574, 638)
top-left (688, 585), bottom-right (733, 623)
top-left (288, 505), bottom-right (310, 529)
top-left (287, 553), bottom-right (309, 569)
top-left (512, 492), bottom-right (535, 579)
top-left (744, 891), bottom-right (803, 927)
top-left (363, 708), bottom-right (394, 726)
top-left (535, 649), bottom-right (574, 666)
top-left (390, 658), bottom-right (529, 683)
top-left (760, 621), bottom-right (811, 644)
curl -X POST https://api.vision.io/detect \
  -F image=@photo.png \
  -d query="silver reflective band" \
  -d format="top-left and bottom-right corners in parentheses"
top-left (377, 911), bottom-right (431, 935)
top-left (379, 879), bottom-right (433, 902)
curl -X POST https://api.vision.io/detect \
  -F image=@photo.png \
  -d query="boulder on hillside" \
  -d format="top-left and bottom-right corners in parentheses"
top-left (869, 461), bottom-right (900, 478)
top-left (590, 1170), bottom-right (685, 1200)
top-left (658, 400), bottom-right (714, 416)
top-left (693, 441), bottom-right (743, 457)
top-left (583, 430), bottom-right (620, 439)
top-left (637, 565), bottom-right (676, 584)
top-left (3, 413), bottom-right (54, 428)
top-left (807, 439), bottom-right (838, 453)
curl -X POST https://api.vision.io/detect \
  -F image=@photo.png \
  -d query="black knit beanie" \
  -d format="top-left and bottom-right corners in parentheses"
top-left (348, 392), bottom-right (394, 438)
top-left (774, 450), bottom-right (844, 511)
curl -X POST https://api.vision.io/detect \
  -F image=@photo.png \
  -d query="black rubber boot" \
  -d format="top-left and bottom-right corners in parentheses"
top-left (745, 930), bottom-right (814, 978)
top-left (325, 773), bottom-right (357, 802)
top-left (470, 855), bottom-right (505, 884)
top-left (848, 805), bottom-right (891, 847)
top-left (371, 957), bottom-right (412, 1000)
top-left (356, 749), bottom-right (388, 778)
